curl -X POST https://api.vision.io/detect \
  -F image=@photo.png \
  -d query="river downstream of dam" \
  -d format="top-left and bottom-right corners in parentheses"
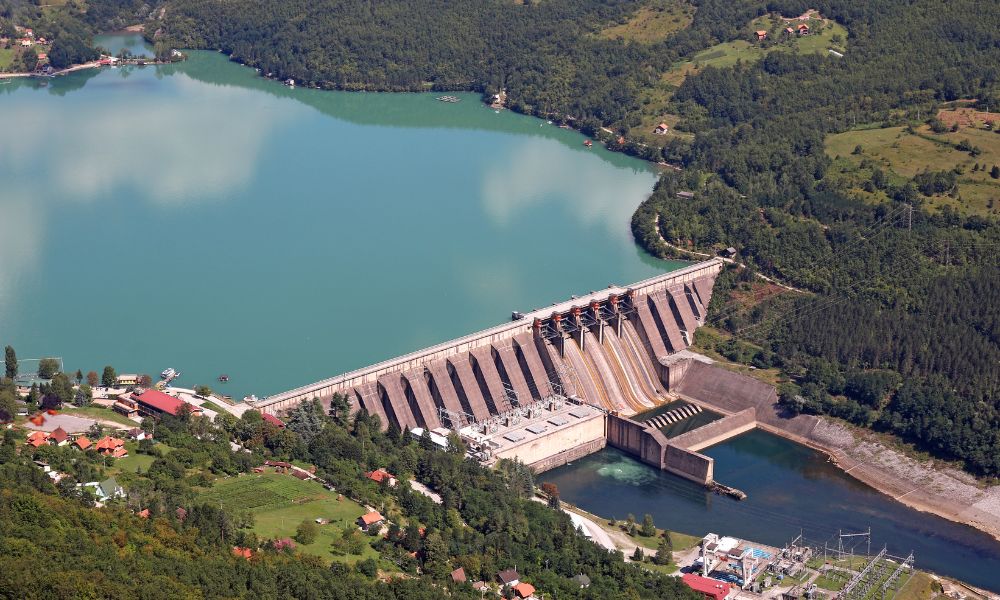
top-left (0, 34), bottom-right (998, 592)
top-left (543, 432), bottom-right (1000, 591)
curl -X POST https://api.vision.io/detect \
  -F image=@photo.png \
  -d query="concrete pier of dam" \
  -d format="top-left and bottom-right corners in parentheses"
top-left (249, 257), bottom-right (795, 489)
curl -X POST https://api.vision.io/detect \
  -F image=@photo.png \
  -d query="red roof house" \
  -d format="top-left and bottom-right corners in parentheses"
top-left (95, 436), bottom-right (127, 456)
top-left (682, 574), bottom-right (732, 600)
top-left (49, 427), bottom-right (69, 445)
top-left (232, 546), bottom-right (253, 559)
top-left (260, 412), bottom-right (285, 428)
top-left (138, 508), bottom-right (150, 518)
top-left (513, 582), bottom-right (536, 598)
top-left (357, 511), bottom-right (385, 530)
top-left (74, 436), bottom-right (92, 450)
top-left (133, 389), bottom-right (202, 418)
top-left (451, 567), bottom-right (467, 583)
top-left (26, 430), bottom-right (49, 447)
top-left (365, 468), bottom-right (397, 487)
top-left (755, 30), bottom-right (768, 41)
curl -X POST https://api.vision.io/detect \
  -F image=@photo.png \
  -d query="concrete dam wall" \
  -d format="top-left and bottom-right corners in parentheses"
top-left (252, 259), bottom-right (725, 433)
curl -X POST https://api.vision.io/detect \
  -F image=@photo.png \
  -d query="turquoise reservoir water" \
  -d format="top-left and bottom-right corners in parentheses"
top-left (542, 433), bottom-right (1000, 591)
top-left (0, 36), bottom-right (670, 398)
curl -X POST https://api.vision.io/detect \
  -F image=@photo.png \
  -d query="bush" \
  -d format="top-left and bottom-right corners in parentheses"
top-left (295, 519), bottom-right (319, 545)
top-left (356, 558), bottom-right (378, 578)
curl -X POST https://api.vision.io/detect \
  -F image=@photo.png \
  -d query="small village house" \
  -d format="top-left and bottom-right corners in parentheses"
top-left (797, 23), bottom-right (810, 35)
top-left (450, 567), bottom-right (466, 584)
top-left (755, 30), bottom-right (768, 41)
top-left (115, 374), bottom-right (140, 387)
top-left (74, 436), bottom-right (92, 451)
top-left (496, 568), bottom-right (520, 587)
top-left (127, 427), bottom-right (151, 441)
top-left (95, 436), bottom-right (128, 458)
top-left (82, 477), bottom-right (126, 503)
top-left (654, 122), bottom-right (669, 135)
top-left (26, 430), bottom-right (49, 448)
top-left (49, 427), bottom-right (69, 446)
top-left (513, 582), bottom-right (536, 599)
top-left (784, 26), bottom-right (795, 35)
top-left (357, 511), bottom-right (385, 531)
top-left (365, 468), bottom-right (397, 487)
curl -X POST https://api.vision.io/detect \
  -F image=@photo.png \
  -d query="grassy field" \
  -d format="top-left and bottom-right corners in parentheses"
top-left (631, 528), bottom-right (701, 552)
top-left (112, 443), bottom-right (157, 474)
top-left (0, 47), bottom-right (15, 71)
top-left (201, 472), bottom-right (378, 563)
top-left (598, 0), bottom-right (694, 44)
top-left (825, 122), bottom-right (1000, 216)
top-left (627, 13), bottom-right (847, 142)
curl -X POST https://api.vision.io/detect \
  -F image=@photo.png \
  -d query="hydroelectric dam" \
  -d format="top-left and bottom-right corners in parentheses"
top-left (251, 259), bottom-right (777, 488)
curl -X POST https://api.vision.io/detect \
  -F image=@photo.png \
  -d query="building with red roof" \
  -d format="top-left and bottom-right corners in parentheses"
top-left (26, 430), bottom-right (49, 447)
top-left (49, 427), bottom-right (69, 446)
top-left (513, 582), bottom-right (536, 598)
top-left (95, 436), bottom-right (127, 457)
top-left (682, 574), bottom-right (732, 600)
top-left (74, 436), bottom-right (92, 451)
top-left (132, 389), bottom-right (203, 418)
top-left (357, 511), bottom-right (385, 530)
top-left (260, 412), bottom-right (285, 428)
top-left (232, 546), bottom-right (253, 559)
top-left (365, 468), bottom-right (397, 487)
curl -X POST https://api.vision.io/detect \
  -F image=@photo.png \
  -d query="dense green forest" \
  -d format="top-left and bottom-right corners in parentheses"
top-left (125, 0), bottom-right (813, 131)
top-left (0, 368), bottom-right (699, 598)
top-left (630, 0), bottom-right (999, 476)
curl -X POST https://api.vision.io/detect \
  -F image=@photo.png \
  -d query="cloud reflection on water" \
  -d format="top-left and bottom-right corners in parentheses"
top-left (481, 138), bottom-right (657, 238)
top-left (0, 72), bottom-right (298, 307)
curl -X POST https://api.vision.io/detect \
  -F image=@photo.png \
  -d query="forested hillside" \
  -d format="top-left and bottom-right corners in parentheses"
top-left (0, 375), bottom-right (700, 599)
top-left (632, 0), bottom-right (1000, 475)
top-left (141, 0), bottom-right (807, 130)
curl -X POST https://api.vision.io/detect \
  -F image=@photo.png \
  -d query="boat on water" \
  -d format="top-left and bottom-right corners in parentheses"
top-left (160, 368), bottom-right (177, 380)
top-left (243, 394), bottom-right (259, 403)
top-left (436, 95), bottom-right (460, 103)
top-left (218, 374), bottom-right (230, 383)
top-left (583, 140), bottom-right (593, 147)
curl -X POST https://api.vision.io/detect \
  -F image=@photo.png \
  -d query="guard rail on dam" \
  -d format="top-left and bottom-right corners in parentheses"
top-left (251, 258), bottom-right (725, 432)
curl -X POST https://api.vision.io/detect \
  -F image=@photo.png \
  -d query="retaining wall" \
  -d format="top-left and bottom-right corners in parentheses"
top-left (606, 413), bottom-right (668, 469)
top-left (527, 438), bottom-right (607, 474)
top-left (670, 408), bottom-right (757, 452)
top-left (663, 444), bottom-right (714, 484)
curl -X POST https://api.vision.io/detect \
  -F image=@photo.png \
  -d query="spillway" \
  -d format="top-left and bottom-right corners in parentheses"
top-left (254, 259), bottom-right (724, 428)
